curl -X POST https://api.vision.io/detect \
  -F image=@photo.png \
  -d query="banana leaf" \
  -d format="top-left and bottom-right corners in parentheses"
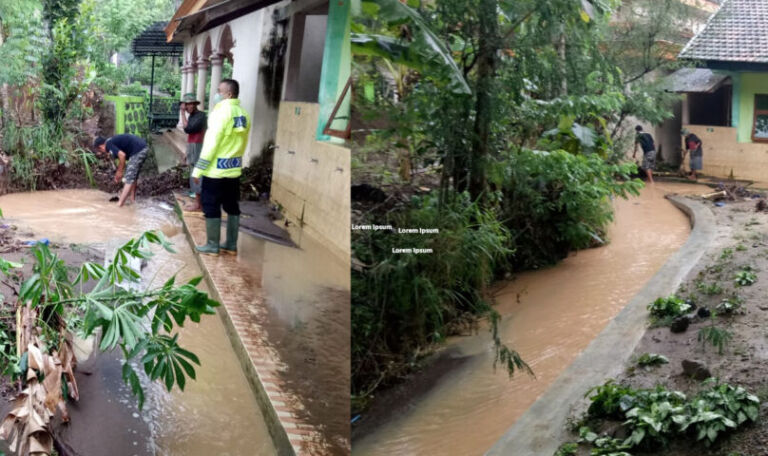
top-left (354, 0), bottom-right (470, 94)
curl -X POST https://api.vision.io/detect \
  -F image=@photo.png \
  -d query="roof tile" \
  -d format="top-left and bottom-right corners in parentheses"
top-left (679, 0), bottom-right (768, 63)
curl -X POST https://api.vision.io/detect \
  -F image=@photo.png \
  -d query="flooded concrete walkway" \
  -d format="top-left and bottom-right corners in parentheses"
top-left (0, 189), bottom-right (276, 455)
top-left (175, 194), bottom-right (351, 455)
top-left (353, 182), bottom-right (706, 456)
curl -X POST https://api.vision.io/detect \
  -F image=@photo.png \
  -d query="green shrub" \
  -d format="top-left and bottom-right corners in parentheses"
top-left (577, 380), bottom-right (758, 452)
top-left (494, 148), bottom-right (642, 269)
top-left (698, 326), bottom-right (733, 355)
top-left (637, 353), bottom-right (669, 367)
top-left (647, 295), bottom-right (691, 319)
top-left (716, 295), bottom-right (743, 315)
top-left (623, 390), bottom-right (687, 448)
top-left (734, 270), bottom-right (757, 286)
top-left (352, 191), bottom-right (514, 405)
top-left (120, 81), bottom-right (149, 97)
top-left (585, 380), bottom-right (638, 420)
top-left (553, 442), bottom-right (578, 456)
top-left (696, 281), bottom-right (722, 296)
top-left (678, 380), bottom-right (759, 445)
top-left (2, 120), bottom-right (76, 190)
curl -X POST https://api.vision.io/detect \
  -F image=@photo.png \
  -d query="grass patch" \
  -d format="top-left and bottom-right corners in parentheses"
top-left (698, 326), bottom-right (733, 355)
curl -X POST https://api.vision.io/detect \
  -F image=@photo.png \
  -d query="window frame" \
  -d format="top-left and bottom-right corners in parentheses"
top-left (752, 94), bottom-right (768, 142)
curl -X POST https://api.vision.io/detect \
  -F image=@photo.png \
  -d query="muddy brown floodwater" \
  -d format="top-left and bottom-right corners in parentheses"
top-left (353, 182), bottom-right (707, 456)
top-left (0, 189), bottom-right (276, 455)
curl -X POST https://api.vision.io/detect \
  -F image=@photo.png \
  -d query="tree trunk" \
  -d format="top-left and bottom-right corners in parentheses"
top-left (469, 0), bottom-right (499, 202)
top-left (558, 30), bottom-right (567, 95)
top-left (0, 19), bottom-right (6, 129)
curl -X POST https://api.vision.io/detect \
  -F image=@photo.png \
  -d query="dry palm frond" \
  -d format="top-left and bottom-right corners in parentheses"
top-left (0, 303), bottom-right (80, 455)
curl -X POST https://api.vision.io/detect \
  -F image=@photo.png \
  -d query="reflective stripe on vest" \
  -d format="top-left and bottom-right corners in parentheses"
top-left (217, 157), bottom-right (242, 169)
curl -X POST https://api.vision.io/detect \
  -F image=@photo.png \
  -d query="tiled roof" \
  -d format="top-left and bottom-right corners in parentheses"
top-left (662, 67), bottom-right (730, 92)
top-left (679, 0), bottom-right (768, 63)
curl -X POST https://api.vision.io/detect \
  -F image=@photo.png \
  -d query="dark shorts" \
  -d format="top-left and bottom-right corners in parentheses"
top-left (123, 147), bottom-right (149, 184)
top-left (642, 150), bottom-right (656, 171)
top-left (201, 176), bottom-right (240, 219)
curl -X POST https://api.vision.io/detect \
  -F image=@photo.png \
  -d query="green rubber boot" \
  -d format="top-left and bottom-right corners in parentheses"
top-left (220, 215), bottom-right (239, 254)
top-left (196, 218), bottom-right (221, 255)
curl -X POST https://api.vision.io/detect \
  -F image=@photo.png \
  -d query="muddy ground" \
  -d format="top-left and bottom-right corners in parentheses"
top-left (562, 191), bottom-right (768, 455)
top-left (16, 151), bottom-right (271, 207)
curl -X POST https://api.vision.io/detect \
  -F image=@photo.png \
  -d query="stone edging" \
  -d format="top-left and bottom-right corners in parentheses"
top-left (172, 202), bottom-right (300, 456)
top-left (486, 195), bottom-right (716, 456)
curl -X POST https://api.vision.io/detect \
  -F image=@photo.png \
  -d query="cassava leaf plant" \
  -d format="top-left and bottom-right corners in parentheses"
top-left (0, 230), bottom-right (219, 454)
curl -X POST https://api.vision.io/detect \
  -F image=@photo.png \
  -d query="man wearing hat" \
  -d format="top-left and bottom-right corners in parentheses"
top-left (180, 93), bottom-right (207, 211)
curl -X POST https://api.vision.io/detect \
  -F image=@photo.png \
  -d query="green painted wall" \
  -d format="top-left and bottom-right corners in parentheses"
top-left (104, 95), bottom-right (147, 136)
top-left (730, 72), bottom-right (740, 129)
top-left (315, 0), bottom-right (351, 142)
top-left (736, 73), bottom-right (768, 143)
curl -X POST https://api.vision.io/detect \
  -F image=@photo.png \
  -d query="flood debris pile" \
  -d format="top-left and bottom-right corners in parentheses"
top-left (136, 164), bottom-right (187, 199)
top-left (0, 307), bottom-right (79, 455)
top-left (701, 183), bottom-right (762, 203)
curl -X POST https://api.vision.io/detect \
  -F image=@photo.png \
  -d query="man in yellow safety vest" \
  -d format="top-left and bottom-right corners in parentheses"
top-left (192, 78), bottom-right (251, 255)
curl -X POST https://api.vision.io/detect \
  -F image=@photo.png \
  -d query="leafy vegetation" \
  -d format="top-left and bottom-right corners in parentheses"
top-left (577, 380), bottom-right (759, 453)
top-left (734, 270), bottom-right (757, 287)
top-left (647, 295), bottom-right (691, 320)
top-left (698, 326), bottom-right (733, 355)
top-left (0, 231), bottom-right (218, 452)
top-left (636, 353), bottom-right (669, 367)
top-left (696, 280), bottom-right (723, 296)
top-left (553, 442), bottom-right (579, 456)
top-left (716, 295), bottom-right (744, 315)
top-left (352, 193), bottom-right (524, 408)
top-left (0, 0), bottom-right (177, 191)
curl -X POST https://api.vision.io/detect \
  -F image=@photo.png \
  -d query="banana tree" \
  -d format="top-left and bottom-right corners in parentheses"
top-left (352, 0), bottom-right (470, 95)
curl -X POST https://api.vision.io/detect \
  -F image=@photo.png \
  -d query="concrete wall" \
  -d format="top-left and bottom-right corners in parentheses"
top-left (271, 102), bottom-right (350, 261)
top-left (684, 124), bottom-right (768, 182)
top-left (294, 15), bottom-right (327, 102)
top-left (182, 3), bottom-right (289, 167)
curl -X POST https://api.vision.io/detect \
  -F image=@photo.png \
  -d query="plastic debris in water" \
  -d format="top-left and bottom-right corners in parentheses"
top-left (23, 238), bottom-right (50, 247)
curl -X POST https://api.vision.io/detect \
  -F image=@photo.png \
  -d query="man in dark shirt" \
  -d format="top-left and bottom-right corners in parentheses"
top-left (180, 93), bottom-right (207, 212)
top-left (633, 125), bottom-right (656, 183)
top-left (681, 128), bottom-right (703, 180)
top-left (93, 134), bottom-right (149, 207)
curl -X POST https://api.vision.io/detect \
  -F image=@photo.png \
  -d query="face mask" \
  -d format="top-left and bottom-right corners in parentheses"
top-left (213, 93), bottom-right (223, 106)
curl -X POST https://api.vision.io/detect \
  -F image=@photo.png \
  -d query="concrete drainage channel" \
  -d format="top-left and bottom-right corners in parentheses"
top-left (173, 202), bottom-right (297, 456)
top-left (486, 195), bottom-right (716, 456)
